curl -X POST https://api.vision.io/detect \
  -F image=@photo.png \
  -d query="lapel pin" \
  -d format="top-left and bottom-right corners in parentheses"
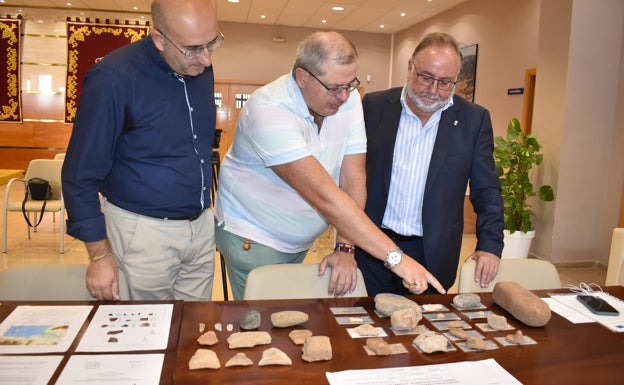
top-left (453, 120), bottom-right (458, 126)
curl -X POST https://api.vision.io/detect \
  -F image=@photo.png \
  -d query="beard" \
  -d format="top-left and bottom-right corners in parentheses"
top-left (407, 85), bottom-right (453, 114)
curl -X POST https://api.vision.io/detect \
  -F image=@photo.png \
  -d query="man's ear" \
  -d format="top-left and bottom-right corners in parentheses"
top-left (151, 30), bottom-right (165, 52)
top-left (294, 67), bottom-right (308, 88)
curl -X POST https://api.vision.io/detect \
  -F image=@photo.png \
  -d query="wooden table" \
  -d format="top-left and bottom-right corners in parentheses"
top-left (174, 288), bottom-right (624, 385)
top-left (0, 300), bottom-right (183, 385)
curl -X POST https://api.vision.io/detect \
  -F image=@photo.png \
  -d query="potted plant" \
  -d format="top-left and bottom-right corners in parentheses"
top-left (493, 117), bottom-right (555, 258)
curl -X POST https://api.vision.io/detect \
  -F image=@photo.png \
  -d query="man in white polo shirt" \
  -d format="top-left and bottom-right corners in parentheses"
top-left (215, 31), bottom-right (445, 300)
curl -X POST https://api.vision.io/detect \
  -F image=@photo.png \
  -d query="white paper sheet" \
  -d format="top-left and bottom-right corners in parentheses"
top-left (56, 354), bottom-right (164, 385)
top-left (76, 304), bottom-right (173, 352)
top-left (548, 292), bottom-right (624, 332)
top-left (0, 305), bottom-right (92, 354)
top-left (0, 355), bottom-right (63, 385)
top-left (326, 358), bottom-right (522, 385)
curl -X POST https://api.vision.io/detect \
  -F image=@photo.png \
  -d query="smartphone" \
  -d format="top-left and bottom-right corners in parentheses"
top-left (576, 295), bottom-right (620, 316)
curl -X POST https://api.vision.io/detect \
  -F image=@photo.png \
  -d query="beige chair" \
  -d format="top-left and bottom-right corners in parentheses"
top-left (243, 263), bottom-right (368, 300)
top-left (605, 228), bottom-right (624, 285)
top-left (0, 264), bottom-right (130, 300)
top-left (2, 159), bottom-right (65, 253)
top-left (458, 258), bottom-right (562, 293)
top-left (53, 153), bottom-right (66, 160)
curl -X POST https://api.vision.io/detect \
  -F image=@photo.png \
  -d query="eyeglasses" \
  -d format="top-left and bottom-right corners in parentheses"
top-left (415, 72), bottom-right (457, 91)
top-left (301, 67), bottom-right (360, 96)
top-left (156, 28), bottom-right (224, 60)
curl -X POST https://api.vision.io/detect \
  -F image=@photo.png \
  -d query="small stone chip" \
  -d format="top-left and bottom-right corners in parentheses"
top-left (353, 323), bottom-right (380, 337)
top-left (258, 347), bottom-right (292, 366)
top-left (197, 330), bottom-right (218, 346)
top-left (505, 330), bottom-right (524, 345)
top-left (466, 336), bottom-right (487, 350)
top-left (189, 348), bottom-right (220, 370)
top-left (225, 352), bottom-right (254, 367)
top-left (289, 329), bottom-right (313, 345)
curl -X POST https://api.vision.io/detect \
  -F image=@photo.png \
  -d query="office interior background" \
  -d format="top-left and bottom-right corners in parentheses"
top-left (0, 0), bottom-right (623, 273)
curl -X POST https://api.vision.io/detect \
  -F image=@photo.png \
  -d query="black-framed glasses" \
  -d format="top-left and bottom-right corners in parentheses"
top-left (156, 28), bottom-right (224, 60)
top-left (301, 67), bottom-right (360, 96)
top-left (415, 72), bottom-right (457, 91)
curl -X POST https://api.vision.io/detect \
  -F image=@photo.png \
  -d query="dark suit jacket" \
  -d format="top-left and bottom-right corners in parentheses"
top-left (361, 88), bottom-right (504, 289)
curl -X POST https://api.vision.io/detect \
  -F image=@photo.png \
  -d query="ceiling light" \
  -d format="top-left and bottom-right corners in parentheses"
top-left (66, 2), bottom-right (72, 6)
top-left (228, 0), bottom-right (240, 3)
top-left (261, 15), bottom-right (266, 19)
top-left (400, 12), bottom-right (406, 17)
top-left (379, 25), bottom-right (385, 29)
top-left (332, 6), bottom-right (344, 11)
top-left (322, 19), bottom-right (327, 24)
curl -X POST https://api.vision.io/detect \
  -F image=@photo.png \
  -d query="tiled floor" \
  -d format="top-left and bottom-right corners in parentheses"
top-left (0, 179), bottom-right (606, 301)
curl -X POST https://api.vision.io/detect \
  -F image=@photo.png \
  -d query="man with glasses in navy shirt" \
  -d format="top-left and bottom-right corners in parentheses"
top-left (63, 0), bottom-right (223, 301)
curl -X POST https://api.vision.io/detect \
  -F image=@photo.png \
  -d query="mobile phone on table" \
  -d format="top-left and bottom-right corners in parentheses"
top-left (576, 295), bottom-right (620, 316)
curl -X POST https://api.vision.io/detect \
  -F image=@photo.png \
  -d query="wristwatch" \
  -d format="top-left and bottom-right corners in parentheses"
top-left (384, 248), bottom-right (403, 269)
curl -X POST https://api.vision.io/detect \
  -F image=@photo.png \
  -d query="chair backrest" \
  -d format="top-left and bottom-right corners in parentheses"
top-left (53, 153), bottom-right (66, 160)
top-left (23, 159), bottom-right (64, 200)
top-left (606, 228), bottom-right (624, 285)
top-left (243, 263), bottom-right (368, 300)
top-left (0, 264), bottom-right (130, 300)
top-left (458, 258), bottom-right (562, 293)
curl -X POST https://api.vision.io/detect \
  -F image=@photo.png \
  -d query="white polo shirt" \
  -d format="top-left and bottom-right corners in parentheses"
top-left (215, 73), bottom-right (366, 252)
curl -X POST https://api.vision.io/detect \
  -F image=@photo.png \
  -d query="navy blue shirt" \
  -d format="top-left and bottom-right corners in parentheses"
top-left (62, 35), bottom-right (215, 242)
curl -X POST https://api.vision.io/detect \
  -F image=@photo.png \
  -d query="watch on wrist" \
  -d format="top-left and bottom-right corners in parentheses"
top-left (384, 248), bottom-right (403, 269)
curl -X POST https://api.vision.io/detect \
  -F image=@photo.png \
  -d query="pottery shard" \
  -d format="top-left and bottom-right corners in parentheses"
top-left (225, 352), bottom-right (254, 367)
top-left (466, 336), bottom-right (487, 350)
top-left (506, 330), bottom-right (524, 345)
top-left (374, 293), bottom-right (420, 316)
top-left (449, 327), bottom-right (467, 339)
top-left (188, 348), bottom-right (221, 370)
top-left (258, 347), bottom-right (292, 366)
top-left (227, 331), bottom-right (271, 349)
top-left (366, 338), bottom-right (392, 356)
top-left (289, 329), bottom-right (313, 345)
top-left (447, 320), bottom-right (464, 329)
top-left (487, 313), bottom-right (511, 330)
top-left (240, 310), bottom-right (261, 330)
top-left (354, 323), bottom-right (380, 337)
top-left (197, 330), bottom-right (218, 346)
top-left (270, 311), bottom-right (309, 328)
top-left (390, 306), bottom-right (422, 331)
top-left (302, 336), bottom-right (332, 362)
top-left (453, 293), bottom-right (482, 308)
top-left (413, 331), bottom-right (450, 353)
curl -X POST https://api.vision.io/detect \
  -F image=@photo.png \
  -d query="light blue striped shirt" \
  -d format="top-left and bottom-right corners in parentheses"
top-left (381, 86), bottom-right (453, 236)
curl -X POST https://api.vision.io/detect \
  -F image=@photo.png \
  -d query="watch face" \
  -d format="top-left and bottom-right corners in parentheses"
top-left (385, 249), bottom-right (402, 268)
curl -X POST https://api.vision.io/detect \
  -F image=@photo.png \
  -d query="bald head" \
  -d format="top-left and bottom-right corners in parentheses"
top-left (152, 0), bottom-right (216, 36)
top-left (293, 31), bottom-right (358, 76)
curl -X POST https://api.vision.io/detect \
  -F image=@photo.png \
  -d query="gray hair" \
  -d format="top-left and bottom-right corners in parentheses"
top-left (411, 32), bottom-right (463, 61)
top-left (293, 31), bottom-right (358, 76)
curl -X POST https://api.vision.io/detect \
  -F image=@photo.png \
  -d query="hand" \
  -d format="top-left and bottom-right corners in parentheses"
top-left (85, 240), bottom-right (121, 301)
top-left (465, 251), bottom-right (500, 288)
top-left (319, 251), bottom-right (358, 296)
top-left (395, 255), bottom-right (446, 294)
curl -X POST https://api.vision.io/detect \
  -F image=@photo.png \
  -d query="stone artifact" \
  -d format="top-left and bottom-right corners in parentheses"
top-left (449, 327), bottom-right (467, 339)
top-left (225, 352), bottom-right (254, 367)
top-left (413, 331), bottom-right (450, 353)
top-left (465, 336), bottom-right (487, 350)
top-left (227, 331), bottom-right (271, 349)
top-left (365, 338), bottom-right (392, 356)
top-left (270, 310), bottom-right (309, 327)
top-left (487, 313), bottom-right (511, 330)
top-left (353, 323), bottom-right (380, 337)
top-left (374, 293), bottom-right (419, 316)
top-left (492, 281), bottom-right (552, 327)
top-left (258, 347), bottom-right (292, 366)
top-left (188, 348), bottom-right (220, 370)
top-left (452, 293), bottom-right (481, 308)
top-left (240, 310), bottom-right (261, 330)
top-left (390, 306), bottom-right (422, 331)
top-left (289, 329), bottom-right (313, 345)
top-left (214, 322), bottom-right (222, 332)
top-left (198, 322), bottom-right (206, 333)
top-left (302, 336), bottom-right (332, 362)
top-left (197, 330), bottom-right (218, 346)
top-left (447, 320), bottom-right (464, 329)
top-left (226, 323), bottom-right (233, 331)
top-left (505, 330), bottom-right (525, 345)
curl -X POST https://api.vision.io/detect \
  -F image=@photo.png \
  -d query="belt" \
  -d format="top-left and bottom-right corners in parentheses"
top-left (380, 227), bottom-right (421, 241)
top-left (162, 209), bottom-right (207, 221)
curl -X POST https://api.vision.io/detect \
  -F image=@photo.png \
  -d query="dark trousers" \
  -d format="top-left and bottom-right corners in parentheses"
top-left (355, 235), bottom-right (437, 296)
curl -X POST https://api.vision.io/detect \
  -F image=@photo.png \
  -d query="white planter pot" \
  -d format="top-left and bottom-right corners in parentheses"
top-left (501, 230), bottom-right (535, 259)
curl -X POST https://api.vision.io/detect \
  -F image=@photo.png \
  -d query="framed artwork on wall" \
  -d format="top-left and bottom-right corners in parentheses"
top-left (456, 44), bottom-right (478, 102)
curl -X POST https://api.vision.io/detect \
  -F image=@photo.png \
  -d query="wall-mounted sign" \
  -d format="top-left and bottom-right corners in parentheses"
top-left (507, 88), bottom-right (524, 95)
